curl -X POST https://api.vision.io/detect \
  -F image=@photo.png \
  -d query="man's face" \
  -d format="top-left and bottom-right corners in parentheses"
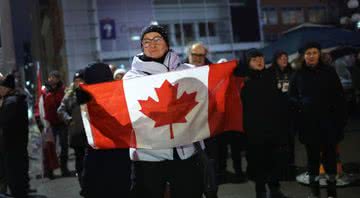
top-left (304, 48), bottom-right (320, 67)
top-left (189, 45), bottom-right (207, 66)
top-left (249, 56), bottom-right (265, 71)
top-left (47, 75), bottom-right (60, 87)
top-left (142, 32), bottom-right (168, 59)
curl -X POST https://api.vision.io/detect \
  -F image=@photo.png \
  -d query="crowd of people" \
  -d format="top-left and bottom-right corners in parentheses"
top-left (0, 24), bottom-right (360, 198)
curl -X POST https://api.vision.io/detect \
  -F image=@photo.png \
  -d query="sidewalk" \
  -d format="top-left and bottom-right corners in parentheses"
top-left (27, 117), bottom-right (360, 198)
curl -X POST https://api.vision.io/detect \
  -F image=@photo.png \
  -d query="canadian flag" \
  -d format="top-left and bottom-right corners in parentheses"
top-left (81, 60), bottom-right (243, 149)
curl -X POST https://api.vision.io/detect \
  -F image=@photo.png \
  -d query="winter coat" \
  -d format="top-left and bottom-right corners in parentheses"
top-left (0, 91), bottom-right (29, 152)
top-left (43, 83), bottom-right (65, 126)
top-left (57, 85), bottom-right (87, 148)
top-left (241, 68), bottom-right (288, 145)
top-left (124, 50), bottom-right (204, 161)
top-left (269, 66), bottom-right (294, 135)
top-left (288, 63), bottom-right (347, 144)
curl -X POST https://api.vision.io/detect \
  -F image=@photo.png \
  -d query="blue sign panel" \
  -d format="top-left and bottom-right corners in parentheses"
top-left (100, 18), bottom-right (116, 40)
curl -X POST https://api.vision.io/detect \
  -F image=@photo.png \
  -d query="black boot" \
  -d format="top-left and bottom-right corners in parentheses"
top-left (308, 176), bottom-right (320, 198)
top-left (327, 175), bottom-right (337, 198)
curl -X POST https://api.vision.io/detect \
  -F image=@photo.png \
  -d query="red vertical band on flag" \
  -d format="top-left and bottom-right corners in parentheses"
top-left (208, 60), bottom-right (243, 136)
top-left (34, 62), bottom-right (42, 118)
top-left (81, 81), bottom-right (136, 149)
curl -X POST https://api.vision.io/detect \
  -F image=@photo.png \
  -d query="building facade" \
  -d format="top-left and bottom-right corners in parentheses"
top-left (261, 0), bottom-right (340, 42)
top-left (57, 0), bottom-right (263, 82)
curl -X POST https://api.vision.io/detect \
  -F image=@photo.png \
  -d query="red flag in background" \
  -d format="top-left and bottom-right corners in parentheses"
top-left (81, 60), bottom-right (243, 149)
top-left (34, 62), bottom-right (43, 118)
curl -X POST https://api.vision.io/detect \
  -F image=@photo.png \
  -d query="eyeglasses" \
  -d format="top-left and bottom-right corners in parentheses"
top-left (142, 36), bottom-right (164, 47)
top-left (191, 53), bottom-right (206, 57)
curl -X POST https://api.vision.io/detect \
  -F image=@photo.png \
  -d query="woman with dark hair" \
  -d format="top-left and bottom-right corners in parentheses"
top-left (269, 51), bottom-right (296, 180)
top-left (289, 42), bottom-right (347, 198)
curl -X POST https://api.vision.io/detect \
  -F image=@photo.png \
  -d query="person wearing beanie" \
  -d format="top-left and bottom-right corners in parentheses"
top-left (113, 68), bottom-right (127, 80)
top-left (0, 74), bottom-right (30, 197)
top-left (241, 51), bottom-right (290, 198)
top-left (289, 42), bottom-right (347, 198)
top-left (76, 63), bottom-right (131, 198)
top-left (39, 70), bottom-right (69, 178)
top-left (57, 69), bottom-right (87, 194)
top-left (124, 24), bottom-right (205, 198)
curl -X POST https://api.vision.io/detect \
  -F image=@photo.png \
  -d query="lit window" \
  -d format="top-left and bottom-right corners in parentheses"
top-left (282, 7), bottom-right (304, 24)
top-left (262, 7), bottom-right (278, 25)
top-left (308, 7), bottom-right (326, 23)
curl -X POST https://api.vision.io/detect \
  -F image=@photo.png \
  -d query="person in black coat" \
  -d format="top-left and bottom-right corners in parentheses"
top-left (269, 51), bottom-right (296, 180)
top-left (241, 50), bottom-right (290, 198)
top-left (77, 63), bottom-right (131, 198)
top-left (0, 74), bottom-right (29, 198)
top-left (289, 42), bottom-right (347, 198)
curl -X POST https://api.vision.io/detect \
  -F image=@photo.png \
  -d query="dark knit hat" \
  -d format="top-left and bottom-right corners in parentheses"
top-left (73, 69), bottom-right (85, 81)
top-left (299, 42), bottom-right (321, 54)
top-left (84, 63), bottom-right (113, 84)
top-left (246, 49), bottom-right (264, 65)
top-left (49, 70), bottom-right (61, 79)
top-left (0, 74), bottom-right (15, 89)
top-left (140, 24), bottom-right (169, 47)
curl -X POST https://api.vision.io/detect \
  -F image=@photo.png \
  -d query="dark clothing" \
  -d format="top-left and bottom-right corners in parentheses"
top-left (305, 144), bottom-right (337, 176)
top-left (73, 147), bottom-right (85, 189)
top-left (218, 132), bottom-right (246, 175)
top-left (57, 88), bottom-right (87, 148)
top-left (241, 68), bottom-right (288, 194)
top-left (0, 92), bottom-right (29, 151)
top-left (270, 65), bottom-right (296, 179)
top-left (51, 124), bottom-right (68, 172)
top-left (241, 69), bottom-right (288, 145)
top-left (82, 148), bottom-right (131, 198)
top-left (134, 154), bottom-right (203, 198)
top-left (81, 63), bottom-right (131, 198)
top-left (0, 91), bottom-right (29, 198)
top-left (57, 86), bottom-right (87, 189)
top-left (4, 151), bottom-right (28, 198)
top-left (247, 141), bottom-right (286, 192)
top-left (288, 64), bottom-right (347, 144)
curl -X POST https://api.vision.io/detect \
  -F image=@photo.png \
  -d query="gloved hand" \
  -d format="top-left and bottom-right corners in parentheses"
top-left (75, 87), bottom-right (92, 105)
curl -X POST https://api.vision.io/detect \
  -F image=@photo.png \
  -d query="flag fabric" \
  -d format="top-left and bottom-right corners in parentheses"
top-left (81, 60), bottom-right (243, 149)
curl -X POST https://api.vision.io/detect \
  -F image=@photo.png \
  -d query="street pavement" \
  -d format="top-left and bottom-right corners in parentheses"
top-left (24, 116), bottom-right (360, 198)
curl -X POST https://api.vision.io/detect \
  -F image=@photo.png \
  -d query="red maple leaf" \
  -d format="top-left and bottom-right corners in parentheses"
top-left (138, 80), bottom-right (198, 139)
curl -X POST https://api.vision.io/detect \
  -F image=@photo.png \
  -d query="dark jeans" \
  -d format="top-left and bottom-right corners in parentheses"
top-left (4, 150), bottom-right (28, 198)
top-left (247, 141), bottom-right (284, 193)
top-left (134, 154), bottom-right (203, 198)
top-left (218, 132), bottom-right (246, 174)
top-left (82, 148), bottom-right (131, 198)
top-left (51, 124), bottom-right (68, 171)
top-left (73, 147), bottom-right (85, 189)
top-left (305, 143), bottom-right (337, 177)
